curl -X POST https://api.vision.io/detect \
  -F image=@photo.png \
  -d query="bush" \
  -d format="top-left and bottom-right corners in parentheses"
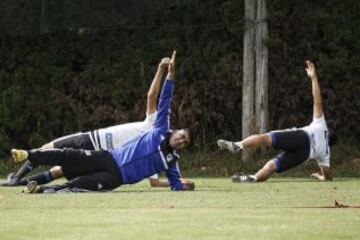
top-left (0, 0), bottom-right (358, 169)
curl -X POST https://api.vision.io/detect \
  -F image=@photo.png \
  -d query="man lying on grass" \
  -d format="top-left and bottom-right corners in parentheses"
top-left (2, 57), bottom-right (173, 188)
top-left (217, 60), bottom-right (335, 183)
top-left (11, 51), bottom-right (195, 193)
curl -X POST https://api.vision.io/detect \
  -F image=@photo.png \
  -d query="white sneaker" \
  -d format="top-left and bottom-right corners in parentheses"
top-left (217, 140), bottom-right (241, 153)
top-left (232, 174), bottom-right (256, 183)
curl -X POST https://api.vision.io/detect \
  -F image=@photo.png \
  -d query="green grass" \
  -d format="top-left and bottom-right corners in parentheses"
top-left (1, 178), bottom-right (360, 240)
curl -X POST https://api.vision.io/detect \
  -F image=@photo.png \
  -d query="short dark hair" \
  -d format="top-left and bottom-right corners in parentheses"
top-left (185, 128), bottom-right (191, 141)
top-left (187, 122), bottom-right (201, 142)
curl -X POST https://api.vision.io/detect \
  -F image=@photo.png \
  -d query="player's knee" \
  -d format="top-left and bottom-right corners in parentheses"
top-left (263, 160), bottom-right (277, 173)
top-left (50, 166), bottom-right (64, 179)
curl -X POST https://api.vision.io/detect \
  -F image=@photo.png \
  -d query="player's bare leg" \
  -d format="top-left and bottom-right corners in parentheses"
top-left (217, 133), bottom-right (272, 152)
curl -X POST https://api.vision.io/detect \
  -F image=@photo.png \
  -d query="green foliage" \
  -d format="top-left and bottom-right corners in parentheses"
top-left (0, 1), bottom-right (359, 169)
top-left (268, 0), bottom-right (360, 133)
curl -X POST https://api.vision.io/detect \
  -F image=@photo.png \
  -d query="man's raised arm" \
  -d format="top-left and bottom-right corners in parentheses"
top-left (146, 58), bottom-right (170, 114)
top-left (305, 60), bottom-right (323, 119)
top-left (153, 50), bottom-right (176, 130)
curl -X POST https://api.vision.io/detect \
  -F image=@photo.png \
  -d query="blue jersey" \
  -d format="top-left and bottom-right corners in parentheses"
top-left (110, 79), bottom-right (184, 191)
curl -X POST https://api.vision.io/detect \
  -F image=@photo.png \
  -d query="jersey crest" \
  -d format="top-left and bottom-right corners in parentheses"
top-left (105, 133), bottom-right (114, 150)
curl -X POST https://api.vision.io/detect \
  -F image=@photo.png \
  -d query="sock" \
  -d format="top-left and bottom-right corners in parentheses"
top-left (12, 160), bottom-right (35, 182)
top-left (235, 142), bottom-right (244, 149)
top-left (20, 171), bottom-right (54, 185)
top-left (250, 175), bottom-right (257, 182)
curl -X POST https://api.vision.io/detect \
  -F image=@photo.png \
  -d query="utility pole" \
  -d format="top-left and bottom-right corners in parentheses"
top-left (242, 0), bottom-right (268, 161)
top-left (242, 0), bottom-right (256, 161)
top-left (255, 0), bottom-right (268, 135)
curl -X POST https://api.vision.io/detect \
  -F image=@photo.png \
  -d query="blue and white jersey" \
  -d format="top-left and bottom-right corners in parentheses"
top-left (90, 112), bottom-right (157, 151)
top-left (110, 79), bottom-right (184, 191)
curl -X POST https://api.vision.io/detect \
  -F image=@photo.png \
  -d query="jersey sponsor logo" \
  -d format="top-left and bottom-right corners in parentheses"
top-left (166, 152), bottom-right (179, 166)
top-left (105, 133), bottom-right (114, 151)
top-left (166, 153), bottom-right (174, 162)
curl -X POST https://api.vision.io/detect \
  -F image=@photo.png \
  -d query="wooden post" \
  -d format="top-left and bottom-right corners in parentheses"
top-left (242, 0), bottom-right (256, 161)
top-left (255, 0), bottom-right (268, 135)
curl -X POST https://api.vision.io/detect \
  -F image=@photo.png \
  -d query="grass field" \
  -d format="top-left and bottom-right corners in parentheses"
top-left (0, 178), bottom-right (359, 240)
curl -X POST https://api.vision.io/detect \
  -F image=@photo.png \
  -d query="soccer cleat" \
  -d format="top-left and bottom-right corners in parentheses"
top-left (0, 180), bottom-right (19, 186)
top-left (232, 174), bottom-right (256, 183)
top-left (22, 181), bottom-right (42, 194)
top-left (6, 172), bottom-right (15, 182)
top-left (11, 149), bottom-right (28, 163)
top-left (217, 139), bottom-right (241, 153)
top-left (0, 173), bottom-right (19, 186)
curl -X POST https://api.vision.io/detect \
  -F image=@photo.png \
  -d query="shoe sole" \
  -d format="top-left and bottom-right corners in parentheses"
top-left (0, 181), bottom-right (19, 187)
top-left (23, 181), bottom-right (38, 193)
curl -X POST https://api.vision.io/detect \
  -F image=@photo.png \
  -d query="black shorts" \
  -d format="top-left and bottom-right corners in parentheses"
top-left (41, 170), bottom-right (122, 192)
top-left (60, 149), bottom-right (120, 182)
top-left (53, 132), bottom-right (94, 150)
top-left (30, 149), bottom-right (123, 192)
top-left (269, 129), bottom-right (310, 173)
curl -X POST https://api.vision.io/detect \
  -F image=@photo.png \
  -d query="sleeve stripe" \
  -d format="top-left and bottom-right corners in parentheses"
top-left (175, 162), bottom-right (182, 177)
top-left (89, 131), bottom-right (99, 150)
top-left (158, 145), bottom-right (169, 170)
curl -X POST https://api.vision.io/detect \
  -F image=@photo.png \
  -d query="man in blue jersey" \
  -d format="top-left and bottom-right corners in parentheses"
top-left (12, 51), bottom-right (195, 193)
top-left (1, 57), bottom-right (172, 188)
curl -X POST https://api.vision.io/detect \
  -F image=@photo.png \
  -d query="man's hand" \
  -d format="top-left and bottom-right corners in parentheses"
top-left (305, 60), bottom-right (317, 80)
top-left (311, 166), bottom-right (333, 181)
top-left (181, 179), bottom-right (195, 191)
top-left (311, 172), bottom-right (325, 181)
top-left (159, 57), bottom-right (170, 70)
top-left (167, 50), bottom-right (176, 80)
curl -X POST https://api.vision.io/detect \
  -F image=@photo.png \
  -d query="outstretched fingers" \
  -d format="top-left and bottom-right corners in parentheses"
top-left (171, 50), bottom-right (176, 63)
